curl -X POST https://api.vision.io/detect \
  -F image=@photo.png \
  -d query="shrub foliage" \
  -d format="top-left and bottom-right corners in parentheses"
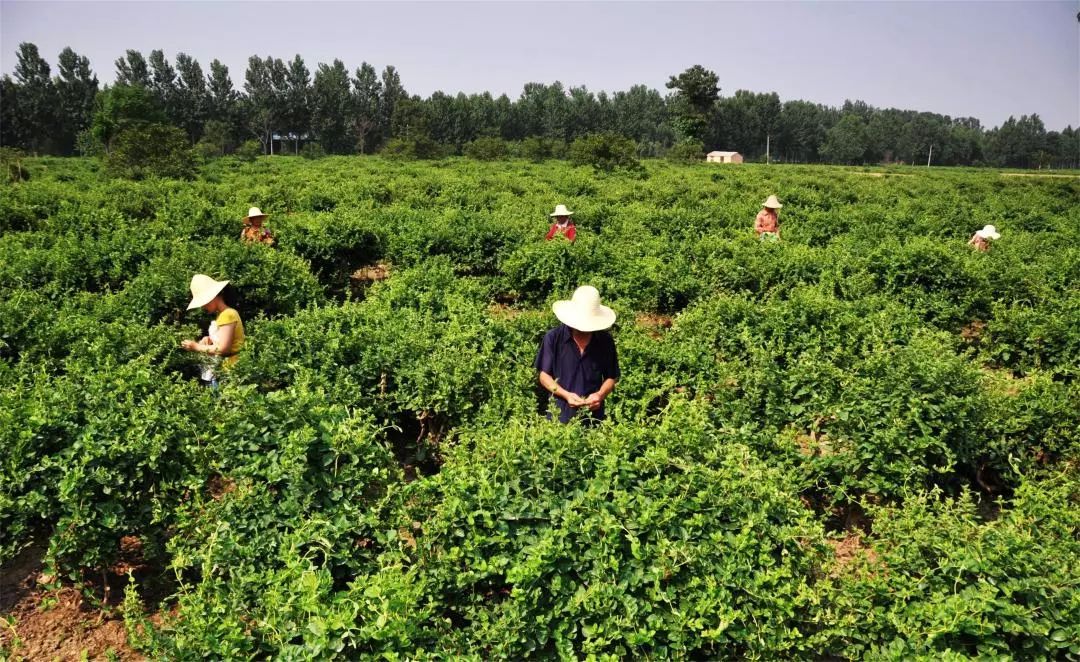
top-left (105, 123), bottom-right (196, 180)
top-left (2, 156), bottom-right (1078, 658)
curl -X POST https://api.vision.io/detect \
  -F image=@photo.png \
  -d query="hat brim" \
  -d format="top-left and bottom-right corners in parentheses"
top-left (552, 300), bottom-right (616, 332)
top-left (976, 231), bottom-right (1001, 240)
top-left (549, 211), bottom-right (575, 217)
top-left (187, 280), bottom-right (229, 310)
top-left (762, 203), bottom-right (783, 209)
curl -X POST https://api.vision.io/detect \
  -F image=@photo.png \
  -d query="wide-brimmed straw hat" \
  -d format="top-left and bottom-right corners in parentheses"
top-left (762, 195), bottom-right (783, 209)
top-left (187, 274), bottom-right (229, 310)
top-left (975, 224), bottom-right (1001, 240)
top-left (243, 207), bottom-right (268, 223)
top-left (549, 204), bottom-right (574, 217)
top-left (552, 285), bottom-right (616, 332)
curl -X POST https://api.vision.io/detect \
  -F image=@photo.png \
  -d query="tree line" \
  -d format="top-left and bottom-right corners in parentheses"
top-left (2, 43), bottom-right (1077, 169)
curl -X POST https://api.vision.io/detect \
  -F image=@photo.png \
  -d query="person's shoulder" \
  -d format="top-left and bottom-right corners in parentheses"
top-left (218, 307), bottom-right (241, 324)
top-left (544, 324), bottom-right (567, 339)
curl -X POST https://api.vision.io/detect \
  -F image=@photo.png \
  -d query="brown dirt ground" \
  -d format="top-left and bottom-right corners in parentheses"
top-left (793, 417), bottom-right (840, 458)
top-left (205, 474), bottom-right (237, 501)
top-left (488, 302), bottom-right (524, 320)
top-left (795, 432), bottom-right (836, 458)
top-left (396, 522), bottom-right (422, 551)
top-left (960, 320), bottom-right (986, 343)
top-left (635, 313), bottom-right (674, 339)
top-left (350, 262), bottom-right (390, 285)
top-left (826, 532), bottom-right (881, 579)
top-left (1, 545), bottom-right (142, 661)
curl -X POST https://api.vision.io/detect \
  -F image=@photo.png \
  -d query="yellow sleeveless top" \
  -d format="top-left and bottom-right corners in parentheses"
top-left (215, 307), bottom-right (245, 367)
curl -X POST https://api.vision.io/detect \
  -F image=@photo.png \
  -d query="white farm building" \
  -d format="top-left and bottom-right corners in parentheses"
top-left (706, 151), bottom-right (743, 164)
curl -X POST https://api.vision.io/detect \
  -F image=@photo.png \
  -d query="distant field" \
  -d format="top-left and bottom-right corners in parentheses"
top-left (1000, 172), bottom-right (1080, 178)
top-left (2, 156), bottom-right (1078, 659)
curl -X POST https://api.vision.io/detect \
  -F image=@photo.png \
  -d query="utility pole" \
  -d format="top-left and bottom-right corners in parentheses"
top-left (927, 144), bottom-right (932, 168)
top-left (766, 134), bottom-right (770, 165)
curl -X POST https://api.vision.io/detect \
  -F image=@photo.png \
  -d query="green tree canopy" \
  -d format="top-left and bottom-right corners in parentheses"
top-left (12, 42), bottom-right (57, 153)
top-left (114, 49), bottom-right (150, 87)
top-left (54, 47), bottom-right (99, 154)
top-left (173, 52), bottom-right (209, 144)
top-left (666, 65), bottom-right (720, 142)
top-left (91, 83), bottom-right (165, 153)
top-left (311, 59), bottom-right (353, 153)
top-left (820, 113), bottom-right (867, 165)
top-left (282, 54), bottom-right (312, 154)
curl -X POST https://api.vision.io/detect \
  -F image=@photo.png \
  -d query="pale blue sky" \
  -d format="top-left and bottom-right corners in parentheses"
top-left (2, 1), bottom-right (1078, 129)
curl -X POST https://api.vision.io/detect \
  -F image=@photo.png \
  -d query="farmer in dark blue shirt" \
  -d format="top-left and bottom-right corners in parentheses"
top-left (535, 286), bottom-right (620, 423)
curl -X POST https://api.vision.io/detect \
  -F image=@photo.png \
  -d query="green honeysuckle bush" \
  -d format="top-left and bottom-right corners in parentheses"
top-left (1, 155), bottom-right (1078, 659)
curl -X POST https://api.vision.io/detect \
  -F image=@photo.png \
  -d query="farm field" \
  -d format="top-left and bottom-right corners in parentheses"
top-left (1, 156), bottom-right (1079, 659)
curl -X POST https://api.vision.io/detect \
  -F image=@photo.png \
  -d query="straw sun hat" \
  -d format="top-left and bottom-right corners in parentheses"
top-left (975, 224), bottom-right (1001, 240)
top-left (762, 195), bottom-right (783, 209)
top-left (243, 207), bottom-right (268, 223)
top-left (549, 204), bottom-right (574, 217)
top-left (187, 274), bottom-right (229, 310)
top-left (553, 286), bottom-right (616, 332)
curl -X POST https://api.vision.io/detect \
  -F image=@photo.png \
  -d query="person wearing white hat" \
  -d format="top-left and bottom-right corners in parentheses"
top-left (181, 274), bottom-right (246, 384)
top-left (545, 204), bottom-right (577, 242)
top-left (755, 195), bottom-right (783, 241)
top-left (967, 225), bottom-right (1001, 252)
top-left (241, 207), bottom-right (275, 246)
top-left (534, 285), bottom-right (620, 424)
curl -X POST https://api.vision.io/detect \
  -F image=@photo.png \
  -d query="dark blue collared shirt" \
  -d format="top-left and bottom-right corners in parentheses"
top-left (534, 324), bottom-right (620, 423)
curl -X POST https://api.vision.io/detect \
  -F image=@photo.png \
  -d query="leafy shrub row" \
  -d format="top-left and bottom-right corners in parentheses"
top-left (2, 157), bottom-right (1078, 659)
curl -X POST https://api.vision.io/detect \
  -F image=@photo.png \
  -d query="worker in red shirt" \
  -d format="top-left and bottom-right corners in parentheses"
top-left (545, 204), bottom-right (577, 242)
top-left (755, 195), bottom-right (782, 241)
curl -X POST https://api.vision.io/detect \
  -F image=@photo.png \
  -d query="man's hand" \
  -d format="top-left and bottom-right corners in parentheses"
top-left (584, 392), bottom-right (604, 412)
top-left (565, 392), bottom-right (587, 409)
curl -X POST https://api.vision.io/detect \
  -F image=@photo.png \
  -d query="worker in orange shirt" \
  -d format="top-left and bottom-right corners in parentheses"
top-left (755, 195), bottom-right (782, 241)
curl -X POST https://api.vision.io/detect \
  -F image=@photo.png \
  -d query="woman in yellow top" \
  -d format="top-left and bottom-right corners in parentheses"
top-left (181, 274), bottom-right (245, 384)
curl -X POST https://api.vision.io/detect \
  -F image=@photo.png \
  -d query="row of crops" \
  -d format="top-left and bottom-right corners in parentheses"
top-left (2, 156), bottom-right (1079, 658)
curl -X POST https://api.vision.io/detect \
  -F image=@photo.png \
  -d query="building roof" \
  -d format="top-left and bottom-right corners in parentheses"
top-left (707, 151), bottom-right (741, 156)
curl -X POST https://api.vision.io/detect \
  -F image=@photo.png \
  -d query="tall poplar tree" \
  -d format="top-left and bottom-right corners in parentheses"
top-left (351, 62), bottom-right (382, 152)
top-left (174, 53), bottom-right (209, 143)
top-left (311, 59), bottom-right (353, 153)
top-left (114, 50), bottom-right (150, 87)
top-left (283, 55), bottom-right (311, 153)
top-left (54, 47), bottom-right (99, 154)
top-left (13, 43), bottom-right (58, 153)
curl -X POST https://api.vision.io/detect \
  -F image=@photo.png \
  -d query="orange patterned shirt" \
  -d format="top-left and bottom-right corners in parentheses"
top-left (755, 209), bottom-right (779, 234)
top-left (241, 225), bottom-right (275, 245)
